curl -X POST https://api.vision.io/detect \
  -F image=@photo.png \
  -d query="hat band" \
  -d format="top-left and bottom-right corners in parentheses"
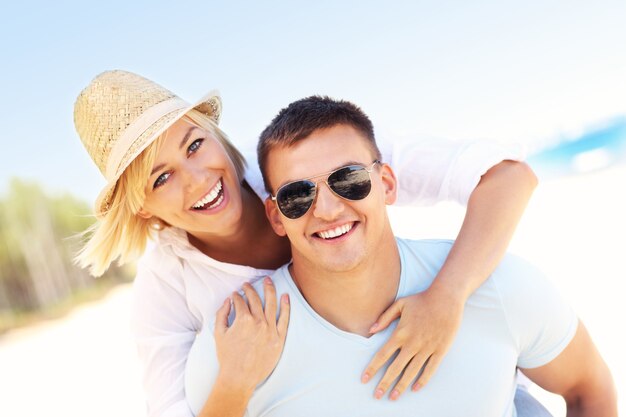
top-left (105, 97), bottom-right (190, 179)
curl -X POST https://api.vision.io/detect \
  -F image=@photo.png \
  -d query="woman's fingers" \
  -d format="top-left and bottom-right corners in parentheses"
top-left (263, 277), bottom-right (278, 325)
top-left (369, 299), bottom-right (403, 334)
top-left (387, 352), bottom-right (430, 400)
top-left (213, 287), bottom-right (289, 391)
top-left (214, 298), bottom-right (231, 335)
top-left (412, 353), bottom-right (441, 391)
top-left (242, 283), bottom-right (264, 319)
top-left (372, 349), bottom-right (416, 399)
top-left (276, 294), bottom-right (290, 339)
top-left (231, 291), bottom-right (251, 318)
top-left (362, 339), bottom-right (399, 384)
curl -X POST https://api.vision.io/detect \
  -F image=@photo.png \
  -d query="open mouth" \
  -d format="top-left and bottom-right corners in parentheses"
top-left (191, 179), bottom-right (224, 210)
top-left (314, 222), bottom-right (355, 240)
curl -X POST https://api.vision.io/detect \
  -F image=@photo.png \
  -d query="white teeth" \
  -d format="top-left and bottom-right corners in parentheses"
top-left (207, 194), bottom-right (224, 209)
top-left (192, 180), bottom-right (223, 209)
top-left (318, 223), bottom-right (353, 239)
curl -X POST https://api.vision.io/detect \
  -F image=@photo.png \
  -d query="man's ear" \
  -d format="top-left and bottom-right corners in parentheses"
top-left (265, 198), bottom-right (287, 237)
top-left (379, 163), bottom-right (398, 205)
top-left (137, 208), bottom-right (153, 220)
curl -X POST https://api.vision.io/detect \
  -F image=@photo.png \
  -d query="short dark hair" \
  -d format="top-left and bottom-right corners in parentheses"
top-left (257, 96), bottom-right (382, 192)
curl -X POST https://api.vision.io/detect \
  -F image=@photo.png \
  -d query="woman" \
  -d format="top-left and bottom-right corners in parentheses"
top-left (73, 70), bottom-right (537, 417)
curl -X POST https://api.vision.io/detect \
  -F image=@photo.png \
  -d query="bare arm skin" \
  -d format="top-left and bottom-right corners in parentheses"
top-left (522, 321), bottom-right (617, 417)
top-left (364, 160), bottom-right (539, 399)
top-left (198, 279), bottom-right (290, 417)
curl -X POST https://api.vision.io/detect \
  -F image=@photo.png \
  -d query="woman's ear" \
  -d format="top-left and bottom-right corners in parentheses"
top-left (265, 198), bottom-right (287, 237)
top-left (137, 208), bottom-right (153, 220)
top-left (379, 163), bottom-right (398, 205)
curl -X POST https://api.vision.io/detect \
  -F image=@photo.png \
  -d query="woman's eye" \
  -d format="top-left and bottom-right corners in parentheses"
top-left (153, 172), bottom-right (171, 189)
top-left (187, 138), bottom-right (204, 155)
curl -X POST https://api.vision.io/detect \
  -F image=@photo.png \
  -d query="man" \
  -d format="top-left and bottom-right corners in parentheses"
top-left (186, 97), bottom-right (616, 416)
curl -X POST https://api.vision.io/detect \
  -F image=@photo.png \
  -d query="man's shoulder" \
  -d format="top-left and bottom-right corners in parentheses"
top-left (489, 251), bottom-right (549, 293)
top-left (396, 237), bottom-right (454, 268)
top-left (396, 236), bottom-right (541, 280)
top-left (397, 237), bottom-right (454, 255)
top-left (396, 237), bottom-right (548, 295)
top-left (250, 263), bottom-right (294, 302)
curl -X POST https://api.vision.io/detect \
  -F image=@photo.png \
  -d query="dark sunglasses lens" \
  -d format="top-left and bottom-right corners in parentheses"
top-left (276, 180), bottom-right (316, 219)
top-left (328, 166), bottom-right (372, 200)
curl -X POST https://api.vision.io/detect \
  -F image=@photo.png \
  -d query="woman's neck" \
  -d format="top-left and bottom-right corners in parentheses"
top-left (187, 182), bottom-right (291, 269)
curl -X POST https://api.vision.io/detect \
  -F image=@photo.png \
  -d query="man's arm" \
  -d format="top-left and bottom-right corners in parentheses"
top-left (521, 321), bottom-right (617, 417)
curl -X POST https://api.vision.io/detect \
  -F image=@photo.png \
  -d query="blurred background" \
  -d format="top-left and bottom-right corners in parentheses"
top-left (0, 1), bottom-right (624, 416)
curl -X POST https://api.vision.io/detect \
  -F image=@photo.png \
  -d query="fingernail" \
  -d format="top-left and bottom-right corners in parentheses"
top-left (361, 373), bottom-right (370, 383)
top-left (412, 383), bottom-right (421, 392)
top-left (369, 322), bottom-right (378, 333)
top-left (283, 294), bottom-right (290, 304)
top-left (390, 389), bottom-right (400, 400)
top-left (264, 277), bottom-right (272, 285)
top-left (374, 388), bottom-right (384, 399)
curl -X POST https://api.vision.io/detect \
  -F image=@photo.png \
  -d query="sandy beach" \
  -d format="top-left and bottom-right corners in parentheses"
top-left (1, 166), bottom-right (624, 417)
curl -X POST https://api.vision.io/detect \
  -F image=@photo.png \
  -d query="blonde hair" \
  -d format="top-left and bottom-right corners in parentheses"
top-left (76, 110), bottom-right (247, 276)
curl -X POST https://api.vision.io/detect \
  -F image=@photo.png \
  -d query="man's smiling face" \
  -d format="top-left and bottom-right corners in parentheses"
top-left (264, 123), bottom-right (397, 274)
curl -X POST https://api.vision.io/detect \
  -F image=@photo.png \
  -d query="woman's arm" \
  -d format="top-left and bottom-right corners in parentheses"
top-left (132, 266), bottom-right (201, 417)
top-left (429, 160), bottom-right (538, 300)
top-left (363, 157), bottom-right (538, 399)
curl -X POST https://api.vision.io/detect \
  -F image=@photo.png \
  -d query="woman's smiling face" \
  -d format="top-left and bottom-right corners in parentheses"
top-left (139, 118), bottom-right (245, 239)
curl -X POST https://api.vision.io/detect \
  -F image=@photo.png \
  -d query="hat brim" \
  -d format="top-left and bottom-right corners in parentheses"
top-left (94, 90), bottom-right (221, 218)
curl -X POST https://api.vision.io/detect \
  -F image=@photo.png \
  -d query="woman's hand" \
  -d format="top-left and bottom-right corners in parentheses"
top-left (213, 277), bottom-right (290, 395)
top-left (361, 286), bottom-right (464, 400)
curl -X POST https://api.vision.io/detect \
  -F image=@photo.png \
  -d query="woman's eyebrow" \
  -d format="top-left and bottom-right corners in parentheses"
top-left (150, 163), bottom-right (165, 177)
top-left (179, 126), bottom-right (199, 149)
top-left (149, 127), bottom-right (201, 176)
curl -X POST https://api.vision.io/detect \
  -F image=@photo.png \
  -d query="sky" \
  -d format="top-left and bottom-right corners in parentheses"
top-left (1, 0), bottom-right (625, 204)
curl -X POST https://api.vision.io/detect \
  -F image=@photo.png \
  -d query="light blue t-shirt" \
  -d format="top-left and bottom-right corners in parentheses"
top-left (185, 239), bottom-right (578, 417)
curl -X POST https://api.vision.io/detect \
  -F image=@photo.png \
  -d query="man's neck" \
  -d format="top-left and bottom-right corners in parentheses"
top-left (289, 233), bottom-right (401, 337)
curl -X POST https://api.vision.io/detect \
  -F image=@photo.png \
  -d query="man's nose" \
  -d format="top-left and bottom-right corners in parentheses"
top-left (312, 182), bottom-right (345, 221)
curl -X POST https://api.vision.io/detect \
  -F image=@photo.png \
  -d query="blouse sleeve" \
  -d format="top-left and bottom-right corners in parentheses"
top-left (380, 136), bottom-right (527, 206)
top-left (131, 257), bottom-right (199, 417)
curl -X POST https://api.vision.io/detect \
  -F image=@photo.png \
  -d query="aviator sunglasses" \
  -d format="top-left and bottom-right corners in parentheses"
top-left (271, 160), bottom-right (381, 219)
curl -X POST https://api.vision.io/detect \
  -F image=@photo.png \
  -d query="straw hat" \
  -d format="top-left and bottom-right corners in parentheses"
top-left (74, 70), bottom-right (221, 218)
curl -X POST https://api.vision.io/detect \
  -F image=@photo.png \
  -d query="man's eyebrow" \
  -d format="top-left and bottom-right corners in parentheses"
top-left (179, 126), bottom-right (199, 149)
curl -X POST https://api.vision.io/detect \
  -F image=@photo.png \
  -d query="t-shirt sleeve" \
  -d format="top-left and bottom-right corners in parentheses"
top-left (131, 260), bottom-right (199, 417)
top-left (492, 255), bottom-right (579, 369)
top-left (380, 136), bottom-right (527, 206)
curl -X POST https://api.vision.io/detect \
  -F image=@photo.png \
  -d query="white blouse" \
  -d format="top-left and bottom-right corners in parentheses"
top-left (131, 137), bottom-right (526, 417)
